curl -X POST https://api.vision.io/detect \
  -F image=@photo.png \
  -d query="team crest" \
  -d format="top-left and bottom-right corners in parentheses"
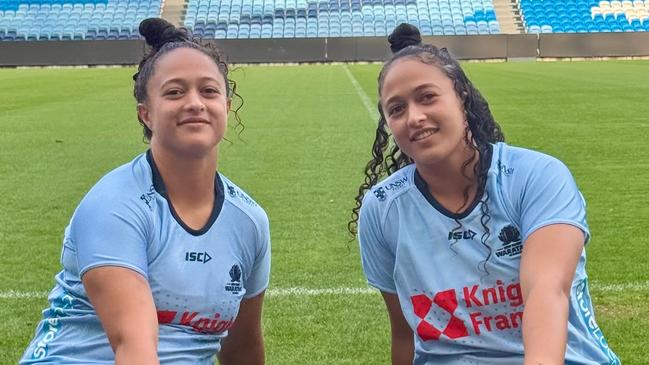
top-left (225, 264), bottom-right (243, 294)
top-left (495, 225), bottom-right (523, 257)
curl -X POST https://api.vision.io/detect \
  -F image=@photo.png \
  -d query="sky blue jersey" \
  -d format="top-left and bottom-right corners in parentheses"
top-left (20, 151), bottom-right (271, 364)
top-left (359, 142), bottom-right (619, 365)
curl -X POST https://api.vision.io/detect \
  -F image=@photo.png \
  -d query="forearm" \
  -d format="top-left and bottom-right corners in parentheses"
top-left (522, 288), bottom-right (569, 365)
top-left (391, 333), bottom-right (414, 365)
top-left (114, 340), bottom-right (159, 365)
top-left (219, 336), bottom-right (264, 365)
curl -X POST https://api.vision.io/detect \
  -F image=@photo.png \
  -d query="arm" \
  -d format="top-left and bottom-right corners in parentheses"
top-left (83, 267), bottom-right (159, 365)
top-left (381, 292), bottom-right (414, 365)
top-left (218, 292), bottom-right (266, 365)
top-left (520, 224), bottom-right (584, 365)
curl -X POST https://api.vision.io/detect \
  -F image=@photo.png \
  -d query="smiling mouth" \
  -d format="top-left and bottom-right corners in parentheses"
top-left (179, 118), bottom-right (209, 126)
top-left (411, 128), bottom-right (438, 142)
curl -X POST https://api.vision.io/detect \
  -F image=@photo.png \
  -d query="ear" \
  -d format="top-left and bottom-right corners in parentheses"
top-left (137, 103), bottom-right (152, 130)
top-left (227, 98), bottom-right (232, 112)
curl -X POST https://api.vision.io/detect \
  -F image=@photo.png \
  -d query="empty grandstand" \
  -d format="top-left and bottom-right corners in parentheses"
top-left (2, 0), bottom-right (649, 40)
top-left (520, 0), bottom-right (649, 33)
top-left (0, 0), bottom-right (161, 40)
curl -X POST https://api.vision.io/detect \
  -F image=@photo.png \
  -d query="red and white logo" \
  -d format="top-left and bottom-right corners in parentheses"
top-left (411, 280), bottom-right (524, 341)
top-left (411, 289), bottom-right (469, 341)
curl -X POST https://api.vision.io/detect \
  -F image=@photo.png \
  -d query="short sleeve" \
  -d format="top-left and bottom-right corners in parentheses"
top-left (72, 189), bottom-right (151, 279)
top-left (243, 210), bottom-right (271, 298)
top-left (358, 194), bottom-right (397, 294)
top-left (518, 156), bottom-right (590, 243)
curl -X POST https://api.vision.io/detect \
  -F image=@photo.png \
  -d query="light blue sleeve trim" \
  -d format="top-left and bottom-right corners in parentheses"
top-left (79, 262), bottom-right (148, 280)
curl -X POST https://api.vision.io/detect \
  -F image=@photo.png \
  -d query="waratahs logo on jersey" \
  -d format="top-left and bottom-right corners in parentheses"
top-left (225, 264), bottom-right (243, 294)
top-left (495, 225), bottom-right (523, 258)
top-left (411, 280), bottom-right (524, 341)
top-left (372, 176), bottom-right (409, 202)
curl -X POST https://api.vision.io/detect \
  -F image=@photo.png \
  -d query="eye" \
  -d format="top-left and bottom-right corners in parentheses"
top-left (421, 93), bottom-right (437, 103)
top-left (202, 87), bottom-right (221, 96)
top-left (388, 104), bottom-right (405, 117)
top-left (164, 89), bottom-right (183, 97)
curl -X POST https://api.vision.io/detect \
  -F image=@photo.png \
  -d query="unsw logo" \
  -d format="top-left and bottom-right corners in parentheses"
top-left (495, 225), bottom-right (523, 258)
top-left (227, 184), bottom-right (258, 207)
top-left (372, 176), bottom-right (409, 202)
top-left (411, 280), bottom-right (523, 341)
top-left (225, 264), bottom-right (243, 294)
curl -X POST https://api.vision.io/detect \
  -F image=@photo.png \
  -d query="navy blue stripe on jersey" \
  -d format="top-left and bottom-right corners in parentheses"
top-left (414, 144), bottom-right (493, 220)
top-left (146, 150), bottom-right (225, 236)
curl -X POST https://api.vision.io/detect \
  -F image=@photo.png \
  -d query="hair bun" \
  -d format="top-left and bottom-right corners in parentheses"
top-left (388, 23), bottom-right (422, 54)
top-left (139, 18), bottom-right (189, 50)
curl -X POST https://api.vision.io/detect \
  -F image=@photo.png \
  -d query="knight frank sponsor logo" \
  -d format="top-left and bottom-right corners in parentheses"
top-left (495, 225), bottom-right (523, 258)
top-left (157, 310), bottom-right (235, 334)
top-left (225, 264), bottom-right (243, 294)
top-left (411, 280), bottom-right (523, 341)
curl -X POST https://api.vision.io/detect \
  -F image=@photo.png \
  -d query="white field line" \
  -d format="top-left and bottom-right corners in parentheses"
top-left (1, 282), bottom-right (648, 300)
top-left (341, 64), bottom-right (380, 123)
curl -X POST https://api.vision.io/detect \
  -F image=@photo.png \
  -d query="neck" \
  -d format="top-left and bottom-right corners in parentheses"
top-left (416, 145), bottom-right (480, 212)
top-left (150, 145), bottom-right (218, 207)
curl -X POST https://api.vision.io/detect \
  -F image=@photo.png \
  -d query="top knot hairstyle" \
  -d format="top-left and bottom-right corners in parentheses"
top-left (349, 23), bottom-right (505, 274)
top-left (132, 18), bottom-right (244, 141)
top-left (387, 23), bottom-right (421, 53)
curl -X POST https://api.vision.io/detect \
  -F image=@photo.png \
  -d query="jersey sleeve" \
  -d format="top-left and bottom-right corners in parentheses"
top-left (71, 184), bottom-right (151, 279)
top-left (358, 193), bottom-right (397, 294)
top-left (517, 155), bottom-right (590, 244)
top-left (243, 209), bottom-right (271, 298)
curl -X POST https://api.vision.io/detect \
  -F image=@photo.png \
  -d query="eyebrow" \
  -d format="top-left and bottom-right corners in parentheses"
top-left (384, 83), bottom-right (440, 105)
top-left (160, 77), bottom-right (222, 88)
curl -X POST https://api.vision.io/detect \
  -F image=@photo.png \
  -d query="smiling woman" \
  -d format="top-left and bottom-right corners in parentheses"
top-left (349, 23), bottom-right (620, 365)
top-left (19, 18), bottom-right (270, 365)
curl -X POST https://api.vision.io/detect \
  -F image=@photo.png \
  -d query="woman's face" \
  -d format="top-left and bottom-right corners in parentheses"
top-left (380, 58), bottom-right (468, 169)
top-left (138, 47), bottom-right (229, 159)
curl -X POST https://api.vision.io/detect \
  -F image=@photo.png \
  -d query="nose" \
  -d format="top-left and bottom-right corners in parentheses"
top-left (406, 103), bottom-right (426, 127)
top-left (185, 89), bottom-right (205, 113)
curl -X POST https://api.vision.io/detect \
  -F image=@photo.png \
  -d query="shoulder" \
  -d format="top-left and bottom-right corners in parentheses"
top-left (220, 174), bottom-right (269, 229)
top-left (494, 142), bottom-right (569, 173)
top-left (492, 142), bottom-right (573, 186)
top-left (73, 153), bottom-right (154, 220)
top-left (362, 164), bottom-right (416, 208)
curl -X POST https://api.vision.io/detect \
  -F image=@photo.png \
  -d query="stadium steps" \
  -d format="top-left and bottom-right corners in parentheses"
top-left (493, 0), bottom-right (524, 33)
top-left (160, 0), bottom-right (186, 26)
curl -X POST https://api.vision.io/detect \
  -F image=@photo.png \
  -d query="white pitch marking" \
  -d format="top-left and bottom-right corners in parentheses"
top-left (342, 64), bottom-right (380, 123)
top-left (2, 282), bottom-right (648, 300)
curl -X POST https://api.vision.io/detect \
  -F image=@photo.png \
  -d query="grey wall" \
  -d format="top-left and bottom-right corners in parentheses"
top-left (1, 33), bottom-right (649, 66)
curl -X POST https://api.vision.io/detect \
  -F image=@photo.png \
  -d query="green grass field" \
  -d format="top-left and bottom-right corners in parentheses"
top-left (1, 60), bottom-right (648, 364)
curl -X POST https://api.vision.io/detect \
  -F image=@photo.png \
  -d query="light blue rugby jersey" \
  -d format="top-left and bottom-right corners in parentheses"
top-left (359, 142), bottom-right (619, 365)
top-left (21, 151), bottom-right (271, 364)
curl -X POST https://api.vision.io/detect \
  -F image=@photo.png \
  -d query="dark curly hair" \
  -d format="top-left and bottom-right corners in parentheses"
top-left (348, 23), bottom-right (505, 273)
top-left (132, 18), bottom-right (244, 142)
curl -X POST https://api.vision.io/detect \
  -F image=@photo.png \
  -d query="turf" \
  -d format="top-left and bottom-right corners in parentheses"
top-left (0, 61), bottom-right (647, 364)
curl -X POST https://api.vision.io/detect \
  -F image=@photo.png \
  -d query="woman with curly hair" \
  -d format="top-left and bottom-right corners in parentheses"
top-left (350, 23), bottom-right (618, 365)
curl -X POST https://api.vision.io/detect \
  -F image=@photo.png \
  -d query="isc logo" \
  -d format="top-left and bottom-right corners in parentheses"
top-left (185, 251), bottom-right (212, 264)
top-left (447, 229), bottom-right (477, 240)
